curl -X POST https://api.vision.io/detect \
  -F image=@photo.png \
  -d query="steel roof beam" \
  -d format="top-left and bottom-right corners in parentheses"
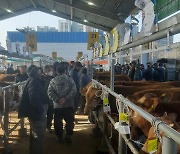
top-left (31, 0), bottom-right (37, 9)
top-left (70, 0), bottom-right (73, 20)
top-left (0, 7), bottom-right (34, 21)
top-left (52, 0), bottom-right (121, 22)
top-left (38, 7), bottom-right (111, 32)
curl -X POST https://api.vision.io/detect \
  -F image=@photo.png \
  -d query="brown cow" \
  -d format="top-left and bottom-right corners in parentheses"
top-left (128, 93), bottom-right (180, 137)
top-left (114, 81), bottom-right (180, 87)
top-left (133, 88), bottom-right (180, 102)
top-left (0, 74), bottom-right (16, 82)
top-left (128, 93), bottom-right (159, 137)
top-left (141, 113), bottom-right (180, 154)
top-left (83, 82), bottom-right (174, 114)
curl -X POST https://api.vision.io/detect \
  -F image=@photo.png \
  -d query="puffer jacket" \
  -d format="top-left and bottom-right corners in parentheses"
top-left (18, 77), bottom-right (48, 121)
top-left (48, 74), bottom-right (77, 109)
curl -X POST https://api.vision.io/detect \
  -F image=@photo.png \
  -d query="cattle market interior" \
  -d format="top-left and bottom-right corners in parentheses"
top-left (0, 0), bottom-right (180, 154)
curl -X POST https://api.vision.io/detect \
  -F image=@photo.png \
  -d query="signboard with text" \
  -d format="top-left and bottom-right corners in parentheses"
top-left (87, 32), bottom-right (99, 50)
top-left (52, 52), bottom-right (57, 59)
top-left (26, 34), bottom-right (37, 51)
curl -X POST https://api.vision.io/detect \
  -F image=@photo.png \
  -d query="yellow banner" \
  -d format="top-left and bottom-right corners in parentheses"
top-left (52, 52), bottom-right (57, 59)
top-left (26, 34), bottom-right (37, 52)
top-left (103, 35), bottom-right (109, 56)
top-left (110, 28), bottom-right (119, 53)
top-left (87, 32), bottom-right (99, 50)
top-left (99, 43), bottom-right (103, 57)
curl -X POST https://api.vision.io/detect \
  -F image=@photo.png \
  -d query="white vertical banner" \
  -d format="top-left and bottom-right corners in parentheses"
top-left (135, 0), bottom-right (155, 36)
top-left (142, 1), bottom-right (155, 36)
top-left (6, 38), bottom-right (12, 53)
top-left (123, 25), bottom-right (131, 45)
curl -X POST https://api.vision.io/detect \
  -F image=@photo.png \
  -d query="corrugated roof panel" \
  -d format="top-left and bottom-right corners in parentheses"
top-left (7, 32), bottom-right (89, 43)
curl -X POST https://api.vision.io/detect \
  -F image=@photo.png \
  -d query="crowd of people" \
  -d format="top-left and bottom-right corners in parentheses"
top-left (5, 60), bottom-right (167, 154)
top-left (17, 61), bottom-right (91, 154)
top-left (115, 61), bottom-right (166, 82)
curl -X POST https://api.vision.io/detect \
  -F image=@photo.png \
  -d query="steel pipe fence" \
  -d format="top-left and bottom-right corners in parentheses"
top-left (92, 79), bottom-right (180, 154)
top-left (0, 81), bottom-right (26, 153)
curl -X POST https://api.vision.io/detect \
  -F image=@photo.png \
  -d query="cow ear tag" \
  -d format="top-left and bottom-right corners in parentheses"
top-left (103, 98), bottom-right (111, 113)
top-left (119, 113), bottom-right (128, 122)
top-left (147, 138), bottom-right (158, 153)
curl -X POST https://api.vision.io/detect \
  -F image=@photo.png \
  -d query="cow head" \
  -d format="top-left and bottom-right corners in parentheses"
top-left (84, 86), bottom-right (102, 114)
top-left (136, 93), bottom-right (159, 112)
top-left (127, 93), bottom-right (159, 112)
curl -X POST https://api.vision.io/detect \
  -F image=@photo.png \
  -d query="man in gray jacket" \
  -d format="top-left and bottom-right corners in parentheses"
top-left (48, 64), bottom-right (77, 143)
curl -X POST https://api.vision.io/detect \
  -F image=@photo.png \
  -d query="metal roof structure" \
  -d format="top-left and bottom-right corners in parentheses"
top-left (0, 0), bottom-right (136, 32)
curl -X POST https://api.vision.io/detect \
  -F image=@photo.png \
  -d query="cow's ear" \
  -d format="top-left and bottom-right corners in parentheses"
top-left (167, 113), bottom-right (177, 121)
top-left (163, 112), bottom-right (168, 117)
top-left (159, 92), bottom-right (173, 102)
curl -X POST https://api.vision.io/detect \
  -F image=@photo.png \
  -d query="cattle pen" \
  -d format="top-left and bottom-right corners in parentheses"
top-left (92, 79), bottom-right (180, 154)
top-left (0, 81), bottom-right (26, 153)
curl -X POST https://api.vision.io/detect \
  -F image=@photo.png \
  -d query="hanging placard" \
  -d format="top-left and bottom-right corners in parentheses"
top-left (119, 113), bottom-right (129, 122)
top-left (103, 98), bottom-right (109, 105)
top-left (26, 33), bottom-right (37, 51)
top-left (103, 105), bottom-right (111, 113)
top-left (87, 32), bottom-right (99, 50)
top-left (114, 123), bottom-right (130, 134)
top-left (147, 139), bottom-right (158, 153)
top-left (52, 52), bottom-right (57, 59)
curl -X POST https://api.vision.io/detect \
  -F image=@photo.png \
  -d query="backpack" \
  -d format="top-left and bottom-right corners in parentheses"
top-left (18, 79), bottom-right (31, 118)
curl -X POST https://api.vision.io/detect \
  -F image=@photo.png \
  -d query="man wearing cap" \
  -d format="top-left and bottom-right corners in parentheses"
top-left (18, 65), bottom-right (48, 154)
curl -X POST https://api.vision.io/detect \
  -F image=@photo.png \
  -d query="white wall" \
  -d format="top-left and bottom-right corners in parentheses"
top-left (10, 42), bottom-right (92, 61)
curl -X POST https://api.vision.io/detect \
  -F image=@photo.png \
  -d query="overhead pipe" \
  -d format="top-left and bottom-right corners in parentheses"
top-left (118, 23), bottom-right (180, 51)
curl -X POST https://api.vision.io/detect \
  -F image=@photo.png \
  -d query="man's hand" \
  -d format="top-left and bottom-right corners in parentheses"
top-left (58, 98), bottom-right (66, 105)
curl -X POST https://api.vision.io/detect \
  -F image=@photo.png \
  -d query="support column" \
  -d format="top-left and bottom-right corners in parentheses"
top-left (162, 136), bottom-right (177, 154)
top-left (3, 90), bottom-right (11, 154)
top-left (118, 102), bottom-right (127, 154)
top-left (120, 57), bottom-right (124, 65)
top-left (110, 53), bottom-right (115, 91)
top-left (141, 53), bottom-right (149, 67)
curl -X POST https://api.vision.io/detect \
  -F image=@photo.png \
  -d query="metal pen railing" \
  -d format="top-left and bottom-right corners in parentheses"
top-left (92, 79), bottom-right (180, 154)
top-left (0, 81), bottom-right (26, 153)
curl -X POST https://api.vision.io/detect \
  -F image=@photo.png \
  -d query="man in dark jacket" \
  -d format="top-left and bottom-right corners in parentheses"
top-left (70, 62), bottom-right (82, 112)
top-left (144, 63), bottom-right (154, 80)
top-left (15, 65), bottom-right (28, 83)
top-left (48, 64), bottom-right (77, 143)
top-left (18, 65), bottom-right (48, 154)
top-left (7, 64), bottom-right (14, 74)
top-left (43, 65), bottom-right (53, 132)
top-left (128, 62), bottom-right (136, 81)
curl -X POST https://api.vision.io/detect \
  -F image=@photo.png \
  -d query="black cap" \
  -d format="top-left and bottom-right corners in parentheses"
top-left (75, 62), bottom-right (83, 67)
top-left (27, 65), bottom-right (39, 77)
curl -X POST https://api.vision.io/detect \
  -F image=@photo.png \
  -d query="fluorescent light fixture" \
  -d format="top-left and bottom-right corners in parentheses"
top-left (6, 9), bottom-right (12, 13)
top-left (84, 19), bottom-right (88, 22)
top-left (52, 10), bottom-right (56, 13)
top-left (88, 2), bottom-right (94, 6)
